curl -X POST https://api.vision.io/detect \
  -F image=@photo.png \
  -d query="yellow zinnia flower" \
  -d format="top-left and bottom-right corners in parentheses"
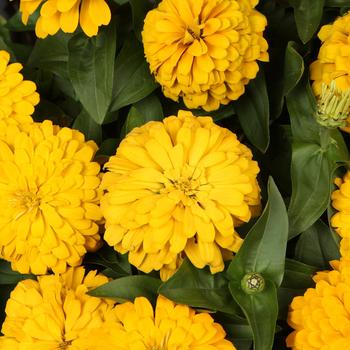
top-left (310, 12), bottom-right (350, 130)
top-left (108, 295), bottom-right (236, 350)
top-left (0, 267), bottom-right (118, 350)
top-left (0, 120), bottom-right (102, 275)
top-left (287, 259), bottom-right (350, 349)
top-left (331, 171), bottom-right (350, 259)
top-left (19, 0), bottom-right (111, 38)
top-left (142, 0), bottom-right (269, 111)
top-left (0, 50), bottom-right (39, 125)
top-left (101, 110), bottom-right (261, 280)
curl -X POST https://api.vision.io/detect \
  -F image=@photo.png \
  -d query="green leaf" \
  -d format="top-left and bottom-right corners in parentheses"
top-left (130, 0), bottom-right (152, 41)
top-left (68, 22), bottom-right (116, 124)
top-left (27, 33), bottom-right (70, 78)
top-left (5, 11), bottom-right (39, 32)
top-left (278, 259), bottom-right (317, 319)
top-left (112, 0), bottom-right (129, 4)
top-left (295, 220), bottom-right (340, 268)
top-left (229, 279), bottom-right (278, 350)
top-left (123, 93), bottom-right (163, 134)
top-left (290, 0), bottom-right (325, 43)
top-left (72, 109), bottom-right (102, 144)
top-left (287, 73), bottom-right (349, 238)
top-left (235, 70), bottom-right (270, 153)
top-left (227, 178), bottom-right (288, 350)
top-left (0, 260), bottom-right (35, 285)
top-left (88, 275), bottom-right (161, 304)
top-left (325, 0), bottom-right (350, 6)
top-left (284, 42), bottom-right (304, 96)
top-left (159, 259), bottom-right (240, 315)
top-left (108, 35), bottom-right (158, 118)
top-left (84, 245), bottom-right (132, 278)
top-left (97, 138), bottom-right (119, 156)
top-left (227, 177), bottom-right (289, 286)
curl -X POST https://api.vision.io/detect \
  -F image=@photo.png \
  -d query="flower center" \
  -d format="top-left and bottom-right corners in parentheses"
top-left (9, 191), bottom-right (40, 220)
top-left (163, 166), bottom-right (203, 201)
top-left (183, 18), bottom-right (204, 44)
top-left (58, 340), bottom-right (72, 350)
top-left (147, 331), bottom-right (171, 350)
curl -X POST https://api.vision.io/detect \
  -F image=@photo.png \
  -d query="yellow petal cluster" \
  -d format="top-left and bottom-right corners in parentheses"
top-left (106, 295), bottom-right (236, 350)
top-left (19, 0), bottom-right (111, 38)
top-left (310, 12), bottom-right (350, 96)
top-left (0, 120), bottom-right (102, 275)
top-left (331, 171), bottom-right (350, 259)
top-left (142, 0), bottom-right (269, 111)
top-left (0, 50), bottom-right (39, 125)
top-left (101, 110), bottom-right (261, 280)
top-left (0, 267), bottom-right (118, 350)
top-left (287, 260), bottom-right (350, 349)
top-left (310, 12), bottom-right (350, 131)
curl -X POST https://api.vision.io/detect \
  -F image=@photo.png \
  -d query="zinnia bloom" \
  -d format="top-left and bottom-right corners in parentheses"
top-left (310, 12), bottom-right (350, 131)
top-left (331, 171), bottom-right (350, 259)
top-left (0, 267), bottom-right (118, 350)
top-left (101, 110), bottom-right (261, 280)
top-left (109, 295), bottom-right (236, 350)
top-left (0, 50), bottom-right (39, 125)
top-left (19, 0), bottom-right (111, 38)
top-left (142, 0), bottom-right (269, 111)
top-left (287, 259), bottom-right (350, 349)
top-left (0, 120), bottom-right (102, 275)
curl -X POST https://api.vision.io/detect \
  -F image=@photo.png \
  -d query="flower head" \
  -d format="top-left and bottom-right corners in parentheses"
top-left (19, 0), bottom-right (111, 38)
top-left (142, 0), bottom-right (269, 111)
top-left (310, 12), bottom-right (350, 131)
top-left (101, 110), bottom-right (261, 280)
top-left (287, 259), bottom-right (350, 349)
top-left (0, 120), bottom-right (102, 275)
top-left (109, 295), bottom-right (236, 350)
top-left (331, 171), bottom-right (350, 259)
top-left (0, 267), bottom-right (118, 350)
top-left (0, 50), bottom-right (39, 125)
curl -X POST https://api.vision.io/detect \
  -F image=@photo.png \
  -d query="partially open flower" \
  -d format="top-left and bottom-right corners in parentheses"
top-left (287, 260), bottom-right (350, 349)
top-left (0, 120), bottom-right (102, 275)
top-left (0, 50), bottom-right (39, 125)
top-left (310, 12), bottom-right (350, 131)
top-left (0, 267), bottom-right (117, 350)
top-left (101, 110), bottom-right (261, 280)
top-left (109, 295), bottom-right (237, 350)
top-left (142, 0), bottom-right (269, 111)
top-left (19, 0), bottom-right (111, 38)
top-left (331, 171), bottom-right (350, 259)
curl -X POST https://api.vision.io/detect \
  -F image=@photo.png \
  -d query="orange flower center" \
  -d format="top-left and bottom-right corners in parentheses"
top-left (58, 340), bottom-right (72, 350)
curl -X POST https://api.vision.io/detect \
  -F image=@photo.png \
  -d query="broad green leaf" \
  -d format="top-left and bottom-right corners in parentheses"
top-left (159, 259), bottom-right (239, 315)
top-left (295, 220), bottom-right (340, 268)
top-left (325, 0), bottom-right (350, 6)
top-left (286, 76), bottom-right (320, 144)
top-left (278, 259), bottom-right (317, 319)
top-left (123, 93), bottom-right (163, 134)
top-left (284, 42), bottom-right (304, 96)
top-left (89, 275), bottom-right (161, 304)
top-left (235, 70), bottom-right (270, 153)
top-left (227, 178), bottom-right (288, 350)
top-left (72, 109), bottom-right (102, 144)
top-left (97, 138), bottom-right (119, 156)
top-left (0, 260), bottom-right (34, 284)
top-left (28, 33), bottom-right (70, 78)
top-left (84, 245), bottom-right (131, 278)
top-left (130, 0), bottom-right (152, 41)
top-left (5, 11), bottom-right (39, 31)
top-left (287, 73), bottom-right (349, 238)
top-left (68, 23), bottom-right (116, 124)
top-left (108, 35), bottom-right (158, 117)
top-left (229, 279), bottom-right (278, 350)
top-left (290, 0), bottom-right (325, 43)
top-left (227, 178), bottom-right (289, 286)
